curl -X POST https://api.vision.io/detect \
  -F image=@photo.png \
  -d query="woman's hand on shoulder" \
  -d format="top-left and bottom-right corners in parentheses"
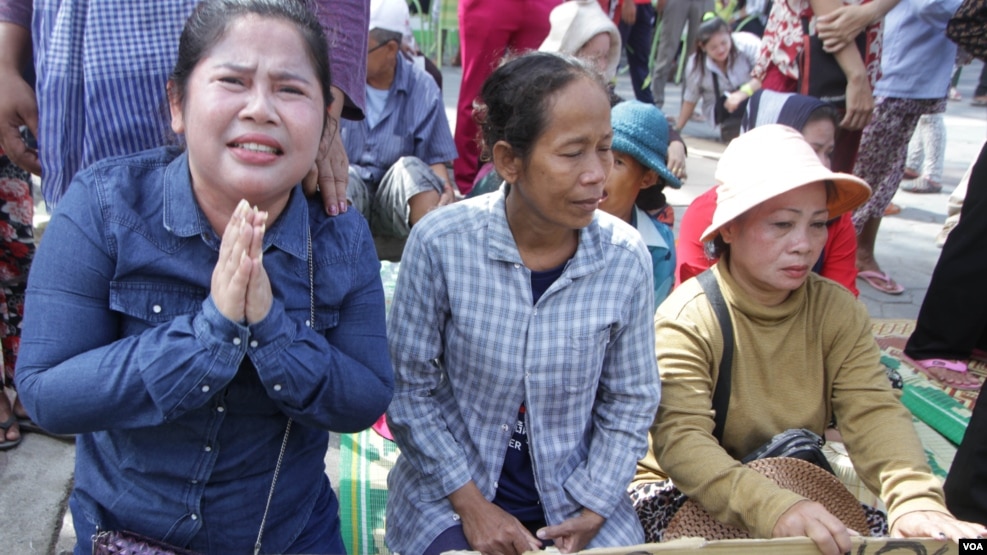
top-left (536, 508), bottom-right (606, 553)
top-left (891, 510), bottom-right (987, 543)
top-left (773, 499), bottom-right (852, 555)
top-left (212, 200), bottom-right (272, 324)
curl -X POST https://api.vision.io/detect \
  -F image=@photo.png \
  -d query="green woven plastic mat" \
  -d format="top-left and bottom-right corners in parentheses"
top-left (338, 429), bottom-right (400, 555)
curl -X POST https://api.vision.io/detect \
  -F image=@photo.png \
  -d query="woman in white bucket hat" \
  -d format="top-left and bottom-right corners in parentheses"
top-left (632, 124), bottom-right (987, 553)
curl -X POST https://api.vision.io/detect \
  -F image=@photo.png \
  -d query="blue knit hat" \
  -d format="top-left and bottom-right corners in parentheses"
top-left (610, 100), bottom-right (681, 189)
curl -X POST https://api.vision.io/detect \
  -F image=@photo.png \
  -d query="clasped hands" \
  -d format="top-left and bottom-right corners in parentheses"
top-left (212, 200), bottom-right (272, 325)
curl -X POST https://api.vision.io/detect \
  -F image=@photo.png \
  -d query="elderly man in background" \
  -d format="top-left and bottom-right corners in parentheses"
top-left (342, 0), bottom-right (457, 239)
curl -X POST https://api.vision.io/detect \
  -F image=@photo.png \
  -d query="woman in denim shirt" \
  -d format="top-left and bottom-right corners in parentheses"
top-left (385, 52), bottom-right (661, 555)
top-left (15, 1), bottom-right (393, 553)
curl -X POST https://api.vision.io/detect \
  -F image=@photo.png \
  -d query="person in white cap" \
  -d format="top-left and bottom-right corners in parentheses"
top-left (340, 0), bottom-right (457, 241)
top-left (633, 124), bottom-right (987, 552)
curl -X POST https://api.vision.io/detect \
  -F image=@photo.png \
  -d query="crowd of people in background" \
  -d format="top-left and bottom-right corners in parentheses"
top-left (0, 0), bottom-right (986, 553)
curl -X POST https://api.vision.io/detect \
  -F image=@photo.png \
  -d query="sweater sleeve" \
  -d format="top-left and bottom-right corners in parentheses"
top-left (826, 296), bottom-right (951, 528)
top-left (650, 280), bottom-right (807, 539)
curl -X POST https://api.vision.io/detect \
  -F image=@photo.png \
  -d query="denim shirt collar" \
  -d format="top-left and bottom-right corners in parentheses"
top-left (162, 150), bottom-right (309, 260)
top-left (484, 185), bottom-right (605, 280)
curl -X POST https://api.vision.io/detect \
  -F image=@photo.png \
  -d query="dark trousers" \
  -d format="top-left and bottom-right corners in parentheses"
top-left (619, 2), bottom-right (656, 104)
top-left (905, 142), bottom-right (987, 360)
top-left (976, 63), bottom-right (987, 97)
top-left (944, 379), bottom-right (987, 525)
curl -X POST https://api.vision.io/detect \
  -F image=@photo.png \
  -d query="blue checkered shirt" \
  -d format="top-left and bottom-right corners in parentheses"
top-left (385, 190), bottom-right (661, 555)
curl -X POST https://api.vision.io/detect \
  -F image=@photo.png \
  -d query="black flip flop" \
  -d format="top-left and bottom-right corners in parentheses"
top-left (18, 417), bottom-right (75, 443)
top-left (0, 415), bottom-right (22, 450)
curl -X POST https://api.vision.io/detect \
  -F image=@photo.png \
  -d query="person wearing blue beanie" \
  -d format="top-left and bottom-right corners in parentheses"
top-left (600, 100), bottom-right (681, 307)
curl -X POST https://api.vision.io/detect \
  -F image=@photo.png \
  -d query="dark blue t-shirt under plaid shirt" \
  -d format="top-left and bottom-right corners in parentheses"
top-left (493, 261), bottom-right (567, 524)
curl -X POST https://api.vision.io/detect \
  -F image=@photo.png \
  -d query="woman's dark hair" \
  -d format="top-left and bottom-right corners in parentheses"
top-left (703, 234), bottom-right (729, 260)
top-left (169, 0), bottom-right (333, 117)
top-left (473, 51), bottom-right (609, 165)
top-left (803, 103), bottom-right (840, 131)
top-left (690, 17), bottom-right (736, 83)
top-left (635, 183), bottom-right (667, 212)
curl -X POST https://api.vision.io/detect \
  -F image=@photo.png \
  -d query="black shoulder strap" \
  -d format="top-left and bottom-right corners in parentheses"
top-left (697, 269), bottom-right (733, 443)
top-left (712, 72), bottom-right (721, 98)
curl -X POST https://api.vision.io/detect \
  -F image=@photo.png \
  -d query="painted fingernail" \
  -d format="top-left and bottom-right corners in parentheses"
top-left (329, 204), bottom-right (338, 216)
top-left (339, 201), bottom-right (348, 214)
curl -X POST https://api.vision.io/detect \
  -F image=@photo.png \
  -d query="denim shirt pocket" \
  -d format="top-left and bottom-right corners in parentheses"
top-left (286, 304), bottom-right (340, 339)
top-left (563, 327), bottom-right (610, 394)
top-left (109, 281), bottom-right (207, 336)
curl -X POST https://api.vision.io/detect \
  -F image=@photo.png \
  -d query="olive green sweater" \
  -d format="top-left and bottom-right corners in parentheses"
top-left (635, 263), bottom-right (949, 539)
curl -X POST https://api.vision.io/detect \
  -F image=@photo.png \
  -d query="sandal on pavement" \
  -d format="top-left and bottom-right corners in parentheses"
top-left (0, 415), bottom-right (22, 450)
top-left (900, 177), bottom-right (942, 194)
top-left (972, 95), bottom-right (987, 107)
top-left (857, 270), bottom-right (905, 295)
top-left (902, 168), bottom-right (920, 180)
top-left (884, 203), bottom-right (902, 216)
top-left (902, 357), bottom-right (982, 390)
top-left (17, 417), bottom-right (74, 443)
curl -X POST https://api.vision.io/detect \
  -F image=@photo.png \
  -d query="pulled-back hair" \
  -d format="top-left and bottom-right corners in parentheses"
top-left (804, 104), bottom-right (840, 130)
top-left (169, 0), bottom-right (333, 118)
top-left (473, 51), bottom-right (609, 165)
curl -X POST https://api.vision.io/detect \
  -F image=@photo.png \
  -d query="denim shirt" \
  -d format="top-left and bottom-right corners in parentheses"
top-left (16, 147), bottom-right (394, 553)
top-left (385, 191), bottom-right (661, 555)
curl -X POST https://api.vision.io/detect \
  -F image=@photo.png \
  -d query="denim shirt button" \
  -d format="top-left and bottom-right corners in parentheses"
top-left (190, 513), bottom-right (198, 521)
top-left (204, 445), bottom-right (212, 452)
top-left (250, 340), bottom-right (259, 348)
top-left (200, 385), bottom-right (210, 393)
top-left (216, 406), bottom-right (225, 413)
top-left (232, 337), bottom-right (242, 346)
top-left (190, 479), bottom-right (198, 484)
top-left (152, 304), bottom-right (162, 314)
top-left (305, 320), bottom-right (311, 328)
top-left (273, 384), bottom-right (283, 392)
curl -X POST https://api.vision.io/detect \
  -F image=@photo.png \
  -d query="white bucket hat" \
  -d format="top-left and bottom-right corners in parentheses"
top-left (701, 124), bottom-right (872, 243)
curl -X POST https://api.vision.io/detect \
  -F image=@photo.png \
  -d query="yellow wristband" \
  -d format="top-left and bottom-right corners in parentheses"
top-left (740, 83), bottom-right (754, 97)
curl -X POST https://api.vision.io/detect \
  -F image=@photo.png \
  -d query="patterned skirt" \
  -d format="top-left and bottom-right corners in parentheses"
top-left (0, 156), bottom-right (35, 385)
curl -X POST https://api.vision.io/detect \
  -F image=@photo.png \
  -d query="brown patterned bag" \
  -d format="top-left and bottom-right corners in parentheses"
top-left (947, 0), bottom-right (987, 60)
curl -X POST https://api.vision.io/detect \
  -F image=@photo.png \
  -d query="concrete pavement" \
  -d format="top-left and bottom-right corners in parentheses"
top-left (2, 57), bottom-right (984, 555)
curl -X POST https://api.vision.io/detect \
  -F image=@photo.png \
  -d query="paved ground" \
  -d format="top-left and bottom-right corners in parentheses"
top-left (1, 58), bottom-right (984, 555)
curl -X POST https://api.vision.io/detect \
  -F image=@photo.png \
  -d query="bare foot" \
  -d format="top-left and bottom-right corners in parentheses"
top-left (0, 391), bottom-right (21, 446)
top-left (914, 359), bottom-right (982, 389)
